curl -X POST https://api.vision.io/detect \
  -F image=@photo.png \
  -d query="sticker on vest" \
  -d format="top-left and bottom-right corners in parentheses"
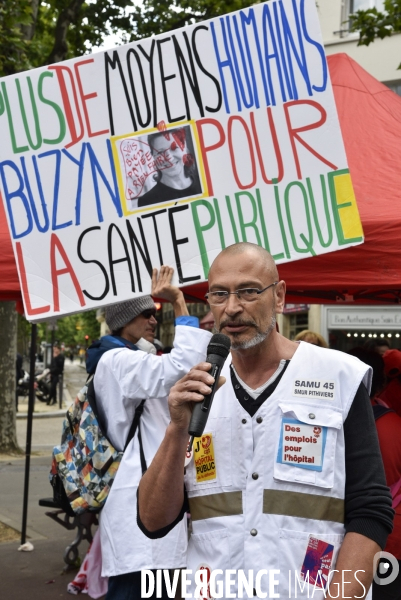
top-left (185, 438), bottom-right (194, 467)
top-left (277, 418), bottom-right (327, 471)
top-left (293, 379), bottom-right (335, 399)
top-left (194, 433), bottom-right (216, 483)
top-left (300, 535), bottom-right (334, 589)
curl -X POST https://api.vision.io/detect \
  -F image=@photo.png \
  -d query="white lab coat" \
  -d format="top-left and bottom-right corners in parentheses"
top-left (95, 324), bottom-right (212, 576)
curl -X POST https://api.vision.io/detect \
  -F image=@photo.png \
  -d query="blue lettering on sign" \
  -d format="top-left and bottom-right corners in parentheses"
top-left (210, 1), bottom-right (327, 114)
top-left (0, 139), bottom-right (122, 239)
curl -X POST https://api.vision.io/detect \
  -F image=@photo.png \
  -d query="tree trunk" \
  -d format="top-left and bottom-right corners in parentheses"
top-left (0, 302), bottom-right (20, 453)
top-left (21, 0), bottom-right (40, 41)
top-left (46, 0), bottom-right (86, 64)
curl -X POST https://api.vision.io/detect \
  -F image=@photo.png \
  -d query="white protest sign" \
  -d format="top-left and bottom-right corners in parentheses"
top-left (0, 0), bottom-right (364, 321)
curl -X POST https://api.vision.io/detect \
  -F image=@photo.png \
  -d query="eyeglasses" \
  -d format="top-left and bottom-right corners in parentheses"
top-left (205, 282), bottom-right (278, 306)
top-left (141, 308), bottom-right (157, 319)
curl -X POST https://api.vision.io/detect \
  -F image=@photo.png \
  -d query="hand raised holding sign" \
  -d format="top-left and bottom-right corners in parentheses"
top-left (151, 266), bottom-right (188, 317)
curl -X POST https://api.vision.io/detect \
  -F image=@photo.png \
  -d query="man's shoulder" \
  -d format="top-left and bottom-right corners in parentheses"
top-left (303, 342), bottom-right (367, 368)
top-left (89, 336), bottom-right (140, 375)
top-left (97, 344), bottom-right (138, 368)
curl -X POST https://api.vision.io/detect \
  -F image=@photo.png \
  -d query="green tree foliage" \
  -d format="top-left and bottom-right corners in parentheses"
top-left (350, 0), bottom-right (401, 66)
top-left (0, 0), bottom-right (34, 75)
top-left (130, 0), bottom-right (258, 41)
top-left (0, 0), bottom-right (258, 77)
top-left (36, 310), bottom-right (101, 349)
top-left (0, 0), bottom-right (138, 75)
top-left (17, 313), bottom-right (32, 356)
top-left (56, 310), bottom-right (101, 347)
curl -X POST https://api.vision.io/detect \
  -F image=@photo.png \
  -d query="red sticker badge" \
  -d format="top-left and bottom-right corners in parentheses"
top-left (300, 536), bottom-right (334, 589)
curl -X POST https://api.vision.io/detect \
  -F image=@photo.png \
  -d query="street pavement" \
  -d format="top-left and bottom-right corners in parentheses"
top-left (0, 360), bottom-right (102, 599)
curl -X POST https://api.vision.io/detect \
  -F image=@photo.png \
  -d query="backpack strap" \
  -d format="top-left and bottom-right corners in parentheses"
top-left (132, 406), bottom-right (147, 475)
top-left (86, 377), bottom-right (147, 473)
top-left (124, 398), bottom-right (147, 470)
top-left (86, 377), bottom-right (107, 436)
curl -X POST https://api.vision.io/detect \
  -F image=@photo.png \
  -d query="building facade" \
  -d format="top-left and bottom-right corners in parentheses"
top-left (319, 0), bottom-right (401, 94)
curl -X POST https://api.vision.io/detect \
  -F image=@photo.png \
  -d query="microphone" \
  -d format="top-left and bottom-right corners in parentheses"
top-left (187, 333), bottom-right (231, 452)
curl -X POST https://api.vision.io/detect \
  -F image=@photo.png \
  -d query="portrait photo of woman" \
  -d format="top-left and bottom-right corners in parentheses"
top-left (137, 125), bottom-right (203, 208)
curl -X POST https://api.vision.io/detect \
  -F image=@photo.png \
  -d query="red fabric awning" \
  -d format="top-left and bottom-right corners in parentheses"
top-left (0, 194), bottom-right (20, 301)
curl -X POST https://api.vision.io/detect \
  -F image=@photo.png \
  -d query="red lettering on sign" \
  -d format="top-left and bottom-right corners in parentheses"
top-left (48, 65), bottom-right (84, 149)
top-left (74, 59), bottom-right (109, 138)
top-left (284, 100), bottom-right (338, 179)
top-left (50, 233), bottom-right (85, 312)
top-left (16, 242), bottom-right (50, 316)
top-left (250, 109), bottom-right (284, 184)
top-left (196, 118), bottom-right (225, 196)
top-left (228, 115), bottom-right (257, 190)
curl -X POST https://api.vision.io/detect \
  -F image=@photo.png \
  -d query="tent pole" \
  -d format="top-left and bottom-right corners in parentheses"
top-left (21, 323), bottom-right (37, 545)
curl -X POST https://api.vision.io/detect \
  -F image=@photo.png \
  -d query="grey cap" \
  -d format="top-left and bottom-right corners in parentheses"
top-left (105, 296), bottom-right (155, 332)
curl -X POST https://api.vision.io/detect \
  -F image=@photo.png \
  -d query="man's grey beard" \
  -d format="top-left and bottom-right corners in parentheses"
top-left (214, 315), bottom-right (276, 350)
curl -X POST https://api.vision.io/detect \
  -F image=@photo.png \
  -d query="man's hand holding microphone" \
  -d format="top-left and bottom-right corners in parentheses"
top-left (169, 334), bottom-right (231, 449)
top-left (137, 334), bottom-right (230, 533)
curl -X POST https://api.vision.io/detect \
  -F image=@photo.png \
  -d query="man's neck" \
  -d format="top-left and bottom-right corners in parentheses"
top-left (231, 331), bottom-right (298, 389)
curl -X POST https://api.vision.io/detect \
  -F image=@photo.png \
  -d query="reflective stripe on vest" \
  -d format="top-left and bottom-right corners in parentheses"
top-left (189, 491), bottom-right (243, 521)
top-left (188, 490), bottom-right (344, 523)
top-left (263, 489), bottom-right (344, 523)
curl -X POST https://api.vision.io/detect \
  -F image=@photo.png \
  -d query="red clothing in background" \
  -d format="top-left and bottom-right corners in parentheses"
top-left (374, 407), bottom-right (401, 559)
top-left (379, 378), bottom-right (401, 418)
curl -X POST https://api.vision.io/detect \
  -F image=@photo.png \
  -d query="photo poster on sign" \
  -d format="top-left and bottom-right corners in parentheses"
top-left (0, 0), bottom-right (364, 321)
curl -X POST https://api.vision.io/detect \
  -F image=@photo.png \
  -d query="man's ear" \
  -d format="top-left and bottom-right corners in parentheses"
top-left (275, 280), bottom-right (286, 314)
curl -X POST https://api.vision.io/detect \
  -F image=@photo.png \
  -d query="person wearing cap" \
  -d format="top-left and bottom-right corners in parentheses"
top-left (85, 266), bottom-right (212, 600)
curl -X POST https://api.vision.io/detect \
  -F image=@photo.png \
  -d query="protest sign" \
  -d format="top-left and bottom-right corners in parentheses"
top-left (0, 0), bottom-right (364, 320)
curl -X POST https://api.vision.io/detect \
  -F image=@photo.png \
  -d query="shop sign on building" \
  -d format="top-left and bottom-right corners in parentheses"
top-left (327, 308), bottom-right (401, 330)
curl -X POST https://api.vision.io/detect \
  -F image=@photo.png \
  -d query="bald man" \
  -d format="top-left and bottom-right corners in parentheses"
top-left (137, 243), bottom-right (393, 600)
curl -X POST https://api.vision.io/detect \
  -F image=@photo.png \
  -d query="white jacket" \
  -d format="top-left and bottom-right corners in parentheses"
top-left (184, 342), bottom-right (371, 599)
top-left (95, 325), bottom-right (212, 577)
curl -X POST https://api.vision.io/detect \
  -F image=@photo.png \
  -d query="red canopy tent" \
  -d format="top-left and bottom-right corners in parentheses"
top-left (1, 53), bottom-right (401, 306)
top-left (0, 198), bottom-right (20, 302)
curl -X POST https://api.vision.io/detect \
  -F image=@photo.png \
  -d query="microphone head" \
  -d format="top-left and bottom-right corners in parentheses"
top-left (207, 333), bottom-right (231, 358)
